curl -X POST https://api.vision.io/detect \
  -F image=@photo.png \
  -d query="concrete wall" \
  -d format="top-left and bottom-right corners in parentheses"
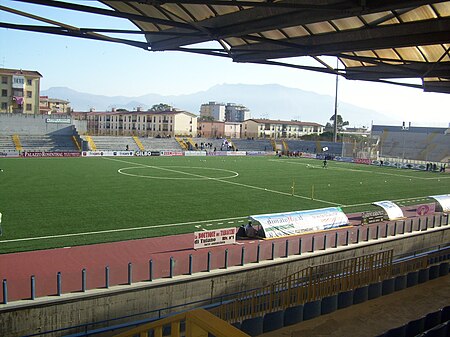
top-left (0, 114), bottom-right (75, 135)
top-left (1, 227), bottom-right (449, 337)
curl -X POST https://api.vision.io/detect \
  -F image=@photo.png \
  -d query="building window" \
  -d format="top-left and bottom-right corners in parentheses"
top-left (27, 91), bottom-right (32, 98)
top-left (27, 79), bottom-right (32, 85)
top-left (1, 102), bottom-right (7, 110)
top-left (26, 104), bottom-right (32, 111)
top-left (1, 89), bottom-right (7, 97)
top-left (1, 77), bottom-right (7, 84)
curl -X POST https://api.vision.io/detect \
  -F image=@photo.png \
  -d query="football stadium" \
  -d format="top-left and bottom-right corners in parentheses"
top-left (1, 2), bottom-right (450, 337)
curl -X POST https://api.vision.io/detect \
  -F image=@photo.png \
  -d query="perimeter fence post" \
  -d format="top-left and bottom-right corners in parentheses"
top-left (189, 254), bottom-right (193, 275)
top-left (207, 252), bottom-right (212, 272)
top-left (323, 235), bottom-right (327, 250)
top-left (82, 268), bottom-right (86, 292)
top-left (393, 222), bottom-right (397, 236)
top-left (384, 223), bottom-right (388, 238)
top-left (224, 249), bottom-right (229, 269)
top-left (285, 239), bottom-right (289, 257)
top-left (148, 260), bottom-right (153, 281)
top-left (335, 232), bottom-right (338, 247)
top-left (57, 272), bottom-right (62, 296)
top-left (128, 263), bottom-right (133, 284)
top-left (311, 236), bottom-right (315, 252)
top-left (376, 225), bottom-right (379, 239)
top-left (169, 257), bottom-right (174, 278)
top-left (345, 231), bottom-right (349, 246)
top-left (409, 219), bottom-right (413, 232)
top-left (366, 227), bottom-right (370, 241)
top-left (298, 238), bottom-right (302, 255)
top-left (31, 275), bottom-right (35, 300)
top-left (356, 229), bottom-right (360, 243)
top-left (401, 221), bottom-right (405, 234)
top-left (256, 244), bottom-right (260, 263)
top-left (2, 279), bottom-right (7, 304)
top-left (418, 218), bottom-right (422, 231)
top-left (271, 242), bottom-right (275, 260)
top-left (105, 266), bottom-right (110, 288)
top-left (241, 247), bottom-right (245, 266)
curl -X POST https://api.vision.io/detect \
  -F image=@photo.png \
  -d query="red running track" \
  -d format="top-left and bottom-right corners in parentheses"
top-left (0, 209), bottom-right (432, 302)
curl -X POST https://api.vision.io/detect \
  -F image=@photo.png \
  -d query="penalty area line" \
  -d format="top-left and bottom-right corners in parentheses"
top-left (0, 216), bottom-right (247, 244)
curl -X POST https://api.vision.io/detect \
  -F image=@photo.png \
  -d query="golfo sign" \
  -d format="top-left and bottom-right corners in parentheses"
top-left (194, 228), bottom-right (236, 249)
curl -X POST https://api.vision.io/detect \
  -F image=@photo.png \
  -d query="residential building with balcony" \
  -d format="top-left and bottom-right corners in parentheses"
top-left (225, 103), bottom-right (250, 122)
top-left (242, 119), bottom-right (324, 139)
top-left (84, 109), bottom-right (197, 137)
top-left (0, 68), bottom-right (42, 114)
top-left (200, 102), bottom-right (226, 122)
top-left (39, 96), bottom-right (71, 114)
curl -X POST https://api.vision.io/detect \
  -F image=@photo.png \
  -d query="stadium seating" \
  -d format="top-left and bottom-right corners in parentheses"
top-left (138, 137), bottom-right (183, 151)
top-left (20, 135), bottom-right (78, 152)
top-left (85, 136), bottom-right (139, 151)
top-left (0, 136), bottom-right (16, 151)
top-left (231, 139), bottom-right (273, 151)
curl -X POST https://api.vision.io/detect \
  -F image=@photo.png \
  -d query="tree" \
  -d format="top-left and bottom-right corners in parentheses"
top-left (329, 114), bottom-right (349, 130)
top-left (149, 103), bottom-right (173, 112)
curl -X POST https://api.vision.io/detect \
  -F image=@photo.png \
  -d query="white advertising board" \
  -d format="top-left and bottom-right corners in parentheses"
top-left (194, 228), bottom-right (236, 249)
top-left (249, 207), bottom-right (349, 239)
top-left (372, 201), bottom-right (405, 220)
top-left (429, 194), bottom-right (450, 213)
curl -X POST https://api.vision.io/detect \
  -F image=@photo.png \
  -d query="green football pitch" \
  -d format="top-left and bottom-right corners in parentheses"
top-left (0, 155), bottom-right (448, 253)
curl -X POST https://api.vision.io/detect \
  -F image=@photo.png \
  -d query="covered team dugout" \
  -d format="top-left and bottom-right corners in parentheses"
top-left (248, 207), bottom-right (349, 239)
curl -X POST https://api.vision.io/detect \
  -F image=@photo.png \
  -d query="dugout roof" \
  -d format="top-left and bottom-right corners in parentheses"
top-left (2, 0), bottom-right (450, 93)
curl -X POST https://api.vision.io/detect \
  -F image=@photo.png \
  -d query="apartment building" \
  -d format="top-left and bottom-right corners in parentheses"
top-left (84, 109), bottom-right (197, 137)
top-left (243, 119), bottom-right (324, 139)
top-left (39, 96), bottom-right (71, 114)
top-left (200, 102), bottom-right (250, 122)
top-left (0, 68), bottom-right (42, 114)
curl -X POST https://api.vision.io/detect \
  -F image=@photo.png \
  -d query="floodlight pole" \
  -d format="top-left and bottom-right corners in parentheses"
top-left (333, 58), bottom-right (339, 143)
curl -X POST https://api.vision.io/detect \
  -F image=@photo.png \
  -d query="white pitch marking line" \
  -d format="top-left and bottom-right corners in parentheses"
top-left (104, 157), bottom-right (339, 206)
top-left (0, 216), bottom-right (247, 244)
top-left (271, 159), bottom-right (450, 180)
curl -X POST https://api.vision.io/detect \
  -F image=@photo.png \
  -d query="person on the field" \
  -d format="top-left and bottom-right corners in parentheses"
top-left (323, 159), bottom-right (327, 168)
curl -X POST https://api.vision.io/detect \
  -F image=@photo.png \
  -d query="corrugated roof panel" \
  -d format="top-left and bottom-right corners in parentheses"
top-left (395, 47), bottom-right (426, 62)
top-left (418, 45), bottom-right (450, 62)
top-left (331, 16), bottom-right (365, 31)
top-left (158, 4), bottom-right (195, 22)
top-left (354, 50), bottom-right (378, 58)
top-left (281, 26), bottom-right (310, 38)
top-left (210, 5), bottom-right (241, 15)
top-left (432, 2), bottom-right (450, 17)
top-left (340, 56), bottom-right (364, 68)
top-left (181, 4), bottom-right (216, 21)
top-left (375, 49), bottom-right (402, 61)
top-left (379, 17), bottom-right (401, 26)
top-left (259, 29), bottom-right (287, 40)
top-left (305, 21), bottom-right (335, 35)
top-left (398, 5), bottom-right (437, 23)
top-left (224, 37), bottom-right (249, 47)
top-left (360, 12), bottom-right (394, 25)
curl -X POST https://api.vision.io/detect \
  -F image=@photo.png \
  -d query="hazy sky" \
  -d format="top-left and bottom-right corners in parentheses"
top-left (1, 1), bottom-right (449, 127)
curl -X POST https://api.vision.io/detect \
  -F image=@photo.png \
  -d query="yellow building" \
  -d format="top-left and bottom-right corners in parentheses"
top-left (0, 68), bottom-right (42, 114)
top-left (242, 119), bottom-right (324, 139)
top-left (39, 96), bottom-right (71, 114)
top-left (84, 109), bottom-right (198, 137)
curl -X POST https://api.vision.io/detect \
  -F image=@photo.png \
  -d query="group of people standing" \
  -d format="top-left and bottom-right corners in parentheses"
top-left (426, 163), bottom-right (446, 172)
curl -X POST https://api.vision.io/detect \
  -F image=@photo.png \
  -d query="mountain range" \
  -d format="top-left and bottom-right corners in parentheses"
top-left (42, 83), bottom-right (395, 127)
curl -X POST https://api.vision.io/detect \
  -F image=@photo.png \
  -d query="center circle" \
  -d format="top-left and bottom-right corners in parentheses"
top-left (118, 165), bottom-right (239, 180)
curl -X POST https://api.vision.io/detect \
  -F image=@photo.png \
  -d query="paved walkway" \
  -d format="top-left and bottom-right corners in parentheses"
top-left (261, 274), bottom-right (450, 337)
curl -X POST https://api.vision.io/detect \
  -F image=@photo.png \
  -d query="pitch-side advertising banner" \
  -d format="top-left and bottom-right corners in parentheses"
top-left (429, 194), bottom-right (450, 213)
top-left (194, 228), bottom-right (236, 249)
top-left (185, 151), bottom-right (207, 156)
top-left (249, 207), bottom-right (349, 239)
top-left (372, 201), bottom-right (404, 220)
top-left (82, 151), bottom-right (134, 157)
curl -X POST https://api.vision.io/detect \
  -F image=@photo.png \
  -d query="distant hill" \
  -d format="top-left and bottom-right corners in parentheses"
top-left (42, 84), bottom-right (395, 127)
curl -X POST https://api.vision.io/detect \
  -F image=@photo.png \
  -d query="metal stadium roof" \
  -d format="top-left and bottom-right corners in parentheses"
top-left (2, 0), bottom-right (450, 93)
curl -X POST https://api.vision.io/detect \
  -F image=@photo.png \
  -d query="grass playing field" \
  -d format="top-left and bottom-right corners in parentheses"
top-left (0, 155), bottom-right (448, 253)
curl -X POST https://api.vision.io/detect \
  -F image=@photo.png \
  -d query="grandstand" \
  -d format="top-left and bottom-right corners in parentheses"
top-left (372, 125), bottom-right (450, 162)
top-left (85, 136), bottom-right (140, 151)
top-left (138, 137), bottom-right (183, 151)
top-left (231, 138), bottom-right (273, 152)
